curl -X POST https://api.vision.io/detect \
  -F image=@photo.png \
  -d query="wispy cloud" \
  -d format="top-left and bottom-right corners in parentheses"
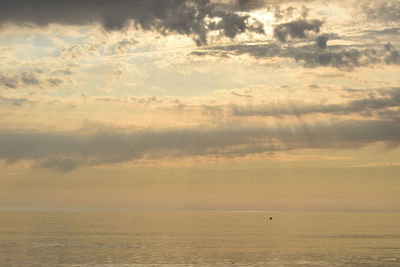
top-left (230, 87), bottom-right (400, 117)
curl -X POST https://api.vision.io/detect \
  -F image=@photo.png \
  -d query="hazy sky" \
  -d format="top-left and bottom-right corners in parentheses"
top-left (1, 0), bottom-right (400, 211)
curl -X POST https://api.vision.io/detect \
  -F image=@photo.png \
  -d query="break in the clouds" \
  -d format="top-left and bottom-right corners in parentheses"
top-left (0, 0), bottom-right (266, 45)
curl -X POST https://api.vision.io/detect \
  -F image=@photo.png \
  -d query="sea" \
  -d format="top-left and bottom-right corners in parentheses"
top-left (0, 211), bottom-right (399, 266)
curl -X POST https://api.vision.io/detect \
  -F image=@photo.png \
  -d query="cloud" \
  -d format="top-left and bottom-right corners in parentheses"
top-left (269, 4), bottom-right (311, 21)
top-left (273, 19), bottom-right (323, 42)
top-left (111, 38), bottom-right (139, 54)
top-left (362, 0), bottom-right (400, 22)
top-left (47, 78), bottom-right (63, 87)
top-left (0, 95), bottom-right (33, 106)
top-left (236, 0), bottom-right (268, 11)
top-left (192, 42), bottom-right (400, 69)
top-left (61, 44), bottom-right (97, 59)
top-left (0, 74), bottom-right (19, 89)
top-left (208, 12), bottom-right (265, 39)
top-left (1, 115), bottom-right (400, 171)
top-left (230, 87), bottom-right (400, 117)
top-left (316, 35), bottom-right (328, 49)
top-left (362, 27), bottom-right (400, 36)
top-left (39, 158), bottom-right (82, 172)
top-left (191, 43), bottom-right (281, 59)
top-left (51, 68), bottom-right (74, 76)
top-left (271, 5), bottom-right (297, 20)
top-left (0, 126), bottom-right (286, 170)
top-left (289, 44), bottom-right (400, 68)
top-left (289, 47), bottom-right (377, 68)
top-left (0, 71), bottom-right (41, 89)
top-left (384, 42), bottom-right (400, 64)
top-left (0, 70), bottom-right (64, 89)
top-left (0, 0), bottom-right (266, 45)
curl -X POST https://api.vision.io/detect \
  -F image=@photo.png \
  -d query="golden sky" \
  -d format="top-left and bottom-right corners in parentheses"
top-left (1, 0), bottom-right (400, 211)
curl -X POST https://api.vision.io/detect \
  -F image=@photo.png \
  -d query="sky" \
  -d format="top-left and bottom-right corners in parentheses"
top-left (0, 0), bottom-right (400, 211)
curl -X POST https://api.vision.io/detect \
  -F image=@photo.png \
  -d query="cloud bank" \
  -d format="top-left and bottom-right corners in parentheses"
top-left (1, 116), bottom-right (400, 171)
top-left (0, 0), bottom-right (266, 45)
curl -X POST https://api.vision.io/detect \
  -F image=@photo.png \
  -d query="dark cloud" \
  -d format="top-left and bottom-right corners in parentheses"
top-left (236, 0), bottom-right (268, 10)
top-left (291, 43), bottom-right (400, 68)
top-left (208, 12), bottom-right (265, 39)
top-left (384, 42), bottom-right (400, 64)
top-left (20, 72), bottom-right (40, 86)
top-left (289, 47), bottom-right (376, 68)
top-left (192, 42), bottom-right (400, 69)
top-left (0, 71), bottom-right (41, 89)
top-left (316, 35), bottom-right (328, 49)
top-left (230, 87), bottom-right (400, 117)
top-left (51, 68), bottom-right (74, 76)
top-left (0, 70), bottom-right (64, 89)
top-left (0, 126), bottom-right (285, 169)
top-left (0, 0), bottom-right (266, 45)
top-left (362, 1), bottom-right (400, 22)
top-left (273, 19), bottom-right (323, 42)
top-left (191, 43), bottom-right (281, 59)
top-left (362, 27), bottom-right (400, 36)
top-left (1, 116), bottom-right (400, 170)
top-left (0, 74), bottom-right (19, 89)
top-left (377, 108), bottom-right (400, 118)
top-left (39, 158), bottom-right (82, 172)
top-left (47, 78), bottom-right (63, 87)
top-left (231, 90), bottom-right (254, 98)
top-left (0, 96), bottom-right (33, 106)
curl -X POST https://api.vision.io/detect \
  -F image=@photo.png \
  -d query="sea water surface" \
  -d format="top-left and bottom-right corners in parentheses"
top-left (0, 211), bottom-right (399, 266)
